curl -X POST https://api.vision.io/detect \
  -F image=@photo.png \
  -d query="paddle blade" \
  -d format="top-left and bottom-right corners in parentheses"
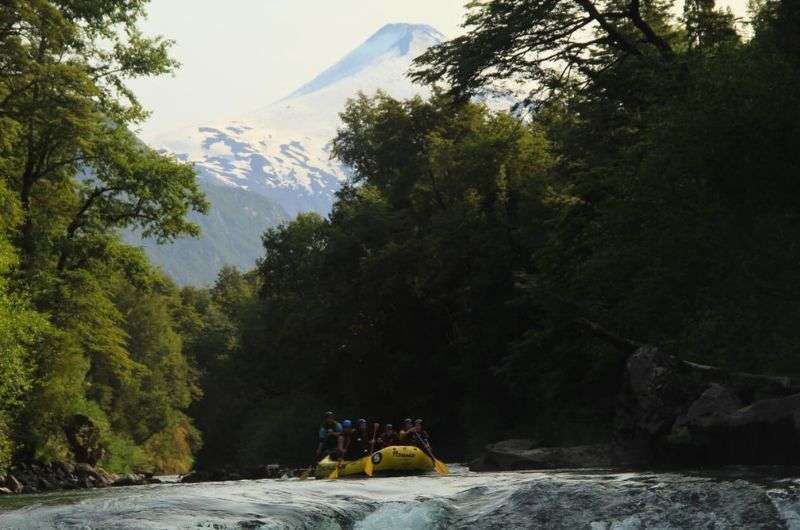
top-left (328, 460), bottom-right (342, 480)
top-left (364, 455), bottom-right (374, 477)
top-left (434, 458), bottom-right (449, 476)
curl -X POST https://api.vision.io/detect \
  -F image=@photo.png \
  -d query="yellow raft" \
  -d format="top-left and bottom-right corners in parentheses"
top-left (314, 445), bottom-right (434, 479)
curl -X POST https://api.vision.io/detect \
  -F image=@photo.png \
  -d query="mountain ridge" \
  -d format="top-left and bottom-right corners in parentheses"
top-left (136, 23), bottom-right (444, 284)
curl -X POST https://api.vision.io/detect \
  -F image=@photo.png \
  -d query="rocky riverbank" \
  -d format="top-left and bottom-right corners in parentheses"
top-left (179, 464), bottom-right (292, 483)
top-left (0, 461), bottom-right (160, 495)
top-left (472, 331), bottom-right (800, 472)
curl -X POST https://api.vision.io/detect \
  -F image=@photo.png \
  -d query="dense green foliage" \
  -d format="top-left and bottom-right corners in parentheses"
top-left (0, 0), bottom-right (206, 473)
top-left (3, 0), bottom-right (798, 473)
top-left (190, 0), bottom-right (800, 464)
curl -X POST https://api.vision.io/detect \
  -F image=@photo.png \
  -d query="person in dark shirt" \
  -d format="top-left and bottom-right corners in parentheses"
top-left (413, 418), bottom-right (432, 449)
top-left (337, 420), bottom-right (365, 460)
top-left (376, 423), bottom-right (399, 449)
top-left (316, 411), bottom-right (342, 460)
top-left (351, 418), bottom-right (370, 458)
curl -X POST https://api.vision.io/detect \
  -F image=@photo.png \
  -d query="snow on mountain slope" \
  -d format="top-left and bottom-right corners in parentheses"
top-left (147, 23), bottom-right (443, 217)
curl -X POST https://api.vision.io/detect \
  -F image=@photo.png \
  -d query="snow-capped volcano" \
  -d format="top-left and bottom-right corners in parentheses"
top-left (148, 23), bottom-right (443, 217)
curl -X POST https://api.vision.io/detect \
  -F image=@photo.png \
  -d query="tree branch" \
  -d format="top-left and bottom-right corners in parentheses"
top-left (573, 0), bottom-right (642, 57)
top-left (573, 318), bottom-right (643, 354)
top-left (628, 0), bottom-right (674, 58)
top-left (57, 187), bottom-right (111, 272)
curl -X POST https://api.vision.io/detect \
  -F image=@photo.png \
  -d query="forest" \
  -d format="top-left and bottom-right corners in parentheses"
top-left (1, 0), bottom-right (799, 475)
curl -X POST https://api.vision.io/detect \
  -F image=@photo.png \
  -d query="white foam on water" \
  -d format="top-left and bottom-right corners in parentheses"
top-left (354, 499), bottom-right (451, 530)
top-left (1, 467), bottom-right (799, 529)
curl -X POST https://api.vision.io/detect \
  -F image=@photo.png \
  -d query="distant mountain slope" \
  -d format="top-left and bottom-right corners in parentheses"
top-left (125, 182), bottom-right (288, 286)
top-left (137, 23), bottom-right (444, 285)
top-left (146, 23), bottom-right (443, 217)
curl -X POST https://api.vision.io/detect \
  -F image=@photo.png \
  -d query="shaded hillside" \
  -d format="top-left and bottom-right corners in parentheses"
top-left (126, 182), bottom-right (289, 285)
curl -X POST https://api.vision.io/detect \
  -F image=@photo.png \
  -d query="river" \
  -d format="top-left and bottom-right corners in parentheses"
top-left (1, 465), bottom-right (800, 529)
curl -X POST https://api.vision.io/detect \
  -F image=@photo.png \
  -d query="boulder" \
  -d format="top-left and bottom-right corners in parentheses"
top-left (180, 465), bottom-right (289, 484)
top-left (612, 346), bottom-right (705, 466)
top-left (470, 440), bottom-right (611, 471)
top-left (100, 468), bottom-right (119, 484)
top-left (73, 462), bottom-right (94, 476)
top-left (52, 461), bottom-right (75, 477)
top-left (680, 392), bottom-right (800, 464)
top-left (674, 383), bottom-right (743, 430)
top-left (112, 473), bottom-right (147, 487)
top-left (611, 345), bottom-right (800, 466)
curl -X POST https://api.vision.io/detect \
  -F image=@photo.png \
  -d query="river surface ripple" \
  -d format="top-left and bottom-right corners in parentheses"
top-left (1, 465), bottom-right (800, 529)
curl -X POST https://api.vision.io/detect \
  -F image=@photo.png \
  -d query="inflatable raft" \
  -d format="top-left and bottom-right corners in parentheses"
top-left (314, 445), bottom-right (434, 478)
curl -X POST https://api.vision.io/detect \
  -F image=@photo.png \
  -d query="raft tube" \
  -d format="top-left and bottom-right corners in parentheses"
top-left (314, 445), bottom-right (435, 478)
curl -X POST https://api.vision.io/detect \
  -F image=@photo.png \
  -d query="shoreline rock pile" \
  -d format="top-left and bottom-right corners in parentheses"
top-left (472, 337), bottom-right (800, 472)
top-left (0, 461), bottom-right (160, 495)
top-left (179, 464), bottom-right (291, 483)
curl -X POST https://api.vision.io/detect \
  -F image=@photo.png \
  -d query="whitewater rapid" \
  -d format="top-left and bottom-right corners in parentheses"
top-left (1, 465), bottom-right (799, 529)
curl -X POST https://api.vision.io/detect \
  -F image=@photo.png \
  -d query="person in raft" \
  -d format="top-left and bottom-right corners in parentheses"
top-left (369, 420), bottom-right (381, 452)
top-left (337, 420), bottom-right (368, 460)
top-left (376, 423), bottom-right (399, 449)
top-left (413, 418), bottom-right (432, 449)
top-left (353, 419), bottom-right (371, 458)
top-left (316, 411), bottom-right (342, 461)
top-left (398, 418), bottom-right (417, 445)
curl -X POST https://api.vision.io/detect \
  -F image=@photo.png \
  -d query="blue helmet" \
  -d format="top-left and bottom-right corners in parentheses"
top-left (342, 419), bottom-right (353, 429)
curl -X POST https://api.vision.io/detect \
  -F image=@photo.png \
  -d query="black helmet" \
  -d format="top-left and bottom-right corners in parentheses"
top-left (403, 418), bottom-right (412, 424)
top-left (324, 411), bottom-right (334, 418)
top-left (385, 423), bottom-right (393, 429)
top-left (358, 418), bottom-right (367, 425)
top-left (415, 418), bottom-right (423, 424)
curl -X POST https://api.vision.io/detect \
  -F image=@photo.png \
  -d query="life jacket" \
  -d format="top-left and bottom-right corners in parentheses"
top-left (378, 431), bottom-right (399, 448)
top-left (414, 430), bottom-right (431, 448)
top-left (319, 422), bottom-right (341, 451)
top-left (341, 430), bottom-right (363, 460)
top-left (352, 429), bottom-right (370, 457)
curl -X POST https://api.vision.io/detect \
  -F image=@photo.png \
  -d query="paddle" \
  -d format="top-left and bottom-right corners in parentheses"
top-left (415, 432), bottom-right (449, 475)
top-left (364, 424), bottom-right (379, 477)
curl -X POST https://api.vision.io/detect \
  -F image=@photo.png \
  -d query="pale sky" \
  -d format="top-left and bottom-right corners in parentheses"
top-left (130, 0), bottom-right (749, 139)
top-left (130, 0), bottom-right (468, 138)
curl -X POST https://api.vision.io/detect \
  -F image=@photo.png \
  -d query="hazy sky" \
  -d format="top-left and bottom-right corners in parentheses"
top-left (130, 0), bottom-right (468, 137)
top-left (131, 0), bottom-right (749, 139)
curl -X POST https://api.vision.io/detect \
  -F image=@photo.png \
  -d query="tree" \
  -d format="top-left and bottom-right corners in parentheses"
top-left (0, 0), bottom-right (207, 472)
top-left (189, 94), bottom-right (554, 464)
top-left (411, 0), bottom-right (678, 101)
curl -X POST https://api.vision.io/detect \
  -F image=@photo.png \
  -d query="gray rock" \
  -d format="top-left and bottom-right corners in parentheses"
top-left (93, 468), bottom-right (117, 487)
top-left (113, 473), bottom-right (147, 487)
top-left (613, 346), bottom-right (704, 466)
top-left (674, 383), bottom-right (742, 429)
top-left (52, 461), bottom-right (75, 476)
top-left (74, 462), bottom-right (94, 476)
